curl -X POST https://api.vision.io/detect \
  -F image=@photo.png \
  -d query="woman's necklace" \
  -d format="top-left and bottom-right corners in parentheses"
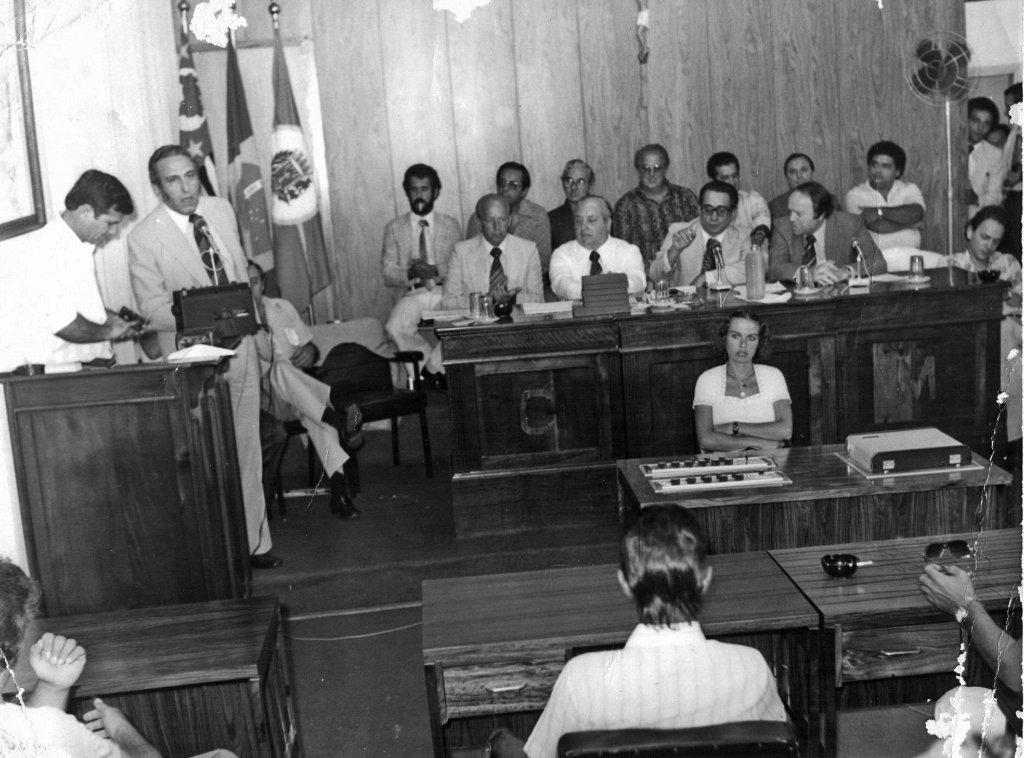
top-left (727, 365), bottom-right (756, 398)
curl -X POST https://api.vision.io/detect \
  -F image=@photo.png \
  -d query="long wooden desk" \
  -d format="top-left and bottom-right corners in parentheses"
top-left (616, 446), bottom-right (1011, 553)
top-left (422, 552), bottom-right (820, 758)
top-left (439, 269), bottom-right (1006, 537)
top-left (1, 596), bottom-right (297, 758)
top-left (769, 528), bottom-right (1023, 756)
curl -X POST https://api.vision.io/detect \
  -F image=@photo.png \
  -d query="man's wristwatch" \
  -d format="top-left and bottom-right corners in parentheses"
top-left (955, 606), bottom-right (969, 624)
top-left (732, 421), bottom-right (740, 436)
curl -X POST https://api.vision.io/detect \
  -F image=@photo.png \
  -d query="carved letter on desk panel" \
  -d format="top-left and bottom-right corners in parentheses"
top-left (477, 366), bottom-right (601, 463)
top-left (871, 342), bottom-right (936, 424)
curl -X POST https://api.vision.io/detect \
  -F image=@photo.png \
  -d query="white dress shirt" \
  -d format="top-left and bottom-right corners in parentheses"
top-left (969, 140), bottom-right (1007, 217)
top-left (408, 210), bottom-right (436, 265)
top-left (549, 237), bottom-right (647, 300)
top-left (522, 622), bottom-right (787, 758)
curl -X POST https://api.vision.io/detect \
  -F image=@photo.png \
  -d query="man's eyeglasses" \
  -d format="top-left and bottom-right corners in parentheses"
top-left (924, 540), bottom-right (971, 559)
top-left (639, 165), bottom-right (664, 175)
top-left (497, 180), bottom-right (522, 191)
top-left (562, 178), bottom-right (589, 188)
top-left (701, 204), bottom-right (732, 218)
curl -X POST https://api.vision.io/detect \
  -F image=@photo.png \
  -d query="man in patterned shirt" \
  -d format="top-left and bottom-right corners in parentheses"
top-left (484, 504), bottom-right (787, 758)
top-left (612, 144), bottom-right (699, 269)
top-left (468, 162), bottom-right (552, 277)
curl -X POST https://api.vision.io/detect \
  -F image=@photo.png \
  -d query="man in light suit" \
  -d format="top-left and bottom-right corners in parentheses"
top-left (128, 145), bottom-right (281, 570)
top-left (650, 181), bottom-right (755, 289)
top-left (441, 194), bottom-right (545, 310)
top-left (768, 181), bottom-right (885, 285)
top-left (381, 164), bottom-right (462, 383)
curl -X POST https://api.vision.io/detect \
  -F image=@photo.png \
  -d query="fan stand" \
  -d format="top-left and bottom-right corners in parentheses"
top-left (945, 99), bottom-right (954, 260)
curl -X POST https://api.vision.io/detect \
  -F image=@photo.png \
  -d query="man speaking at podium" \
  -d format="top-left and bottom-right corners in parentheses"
top-left (128, 145), bottom-right (282, 570)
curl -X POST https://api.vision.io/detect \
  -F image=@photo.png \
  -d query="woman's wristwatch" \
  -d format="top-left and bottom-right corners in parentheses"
top-left (732, 421), bottom-right (740, 436)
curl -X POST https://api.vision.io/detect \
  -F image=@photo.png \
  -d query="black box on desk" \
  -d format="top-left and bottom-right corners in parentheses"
top-left (846, 427), bottom-right (972, 474)
top-left (172, 283), bottom-right (258, 349)
top-left (573, 273), bottom-right (630, 317)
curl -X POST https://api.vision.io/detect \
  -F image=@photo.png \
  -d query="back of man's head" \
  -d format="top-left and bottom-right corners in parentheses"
top-left (1005, 83), bottom-right (1022, 104)
top-left (0, 558), bottom-right (40, 668)
top-left (65, 170), bottom-right (134, 216)
top-left (619, 505), bottom-right (709, 626)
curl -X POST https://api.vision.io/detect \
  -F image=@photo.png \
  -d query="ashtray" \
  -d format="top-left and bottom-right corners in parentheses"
top-left (821, 553), bottom-right (873, 578)
top-left (13, 364), bottom-right (45, 377)
top-left (977, 270), bottom-right (1000, 283)
top-left (493, 300), bottom-right (515, 317)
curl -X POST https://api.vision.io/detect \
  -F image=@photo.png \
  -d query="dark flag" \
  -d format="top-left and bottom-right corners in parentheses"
top-left (226, 34), bottom-right (274, 272)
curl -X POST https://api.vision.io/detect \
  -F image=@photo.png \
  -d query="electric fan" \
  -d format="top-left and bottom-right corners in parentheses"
top-left (903, 32), bottom-right (972, 254)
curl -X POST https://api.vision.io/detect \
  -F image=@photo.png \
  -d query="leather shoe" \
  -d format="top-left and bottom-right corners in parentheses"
top-left (333, 497), bottom-right (361, 519)
top-left (250, 553), bottom-right (284, 570)
top-left (342, 404), bottom-right (365, 451)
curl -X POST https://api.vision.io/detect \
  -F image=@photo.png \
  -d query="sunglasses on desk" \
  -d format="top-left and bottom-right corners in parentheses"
top-left (923, 540), bottom-right (972, 560)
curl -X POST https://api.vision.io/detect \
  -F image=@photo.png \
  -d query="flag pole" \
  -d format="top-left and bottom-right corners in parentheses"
top-left (178, 1), bottom-right (189, 36)
top-left (269, 2), bottom-right (280, 30)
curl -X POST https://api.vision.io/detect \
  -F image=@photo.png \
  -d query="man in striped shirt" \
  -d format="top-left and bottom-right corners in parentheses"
top-left (485, 505), bottom-right (787, 758)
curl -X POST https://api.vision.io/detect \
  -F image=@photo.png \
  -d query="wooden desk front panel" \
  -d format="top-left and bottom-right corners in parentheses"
top-left (445, 320), bottom-right (625, 536)
top-left (3, 363), bottom-right (250, 615)
top-left (839, 319), bottom-right (1002, 453)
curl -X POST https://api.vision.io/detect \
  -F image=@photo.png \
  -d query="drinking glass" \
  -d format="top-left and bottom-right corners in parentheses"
top-left (796, 265), bottom-right (814, 291)
top-left (654, 280), bottom-right (669, 304)
top-left (910, 255), bottom-right (925, 279)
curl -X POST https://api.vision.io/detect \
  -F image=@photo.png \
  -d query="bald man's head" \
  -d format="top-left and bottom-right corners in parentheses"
top-left (574, 195), bottom-right (612, 250)
top-left (476, 194), bottom-right (511, 247)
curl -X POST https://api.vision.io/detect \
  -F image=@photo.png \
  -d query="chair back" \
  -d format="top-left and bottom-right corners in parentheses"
top-left (318, 343), bottom-right (394, 395)
top-left (557, 721), bottom-right (799, 758)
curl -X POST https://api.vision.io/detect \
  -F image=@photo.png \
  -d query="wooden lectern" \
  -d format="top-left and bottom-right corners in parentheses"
top-left (1, 360), bottom-right (250, 615)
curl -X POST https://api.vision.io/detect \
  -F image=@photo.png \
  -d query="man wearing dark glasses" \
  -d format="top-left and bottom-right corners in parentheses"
top-left (650, 180), bottom-right (754, 289)
top-left (129, 145), bottom-right (282, 570)
top-left (918, 555), bottom-right (1021, 756)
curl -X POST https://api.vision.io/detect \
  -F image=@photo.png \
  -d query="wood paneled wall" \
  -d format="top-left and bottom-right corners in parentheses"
top-left (185, 0), bottom-right (968, 324)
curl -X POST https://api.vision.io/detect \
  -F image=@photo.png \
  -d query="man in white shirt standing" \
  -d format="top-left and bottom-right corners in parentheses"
top-left (844, 140), bottom-right (926, 250)
top-left (483, 504), bottom-right (787, 758)
top-left (962, 97), bottom-right (1007, 219)
top-left (1, 170), bottom-right (139, 372)
top-left (381, 164), bottom-right (462, 385)
top-left (549, 196), bottom-right (647, 300)
top-left (650, 181), bottom-right (754, 288)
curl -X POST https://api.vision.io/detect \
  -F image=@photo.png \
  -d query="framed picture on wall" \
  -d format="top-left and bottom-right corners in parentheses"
top-left (0, 0), bottom-right (45, 241)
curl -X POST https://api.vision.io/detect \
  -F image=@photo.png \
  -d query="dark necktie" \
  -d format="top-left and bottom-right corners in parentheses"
top-left (589, 250), bottom-right (602, 275)
top-left (418, 219), bottom-right (429, 262)
top-left (701, 238), bottom-right (720, 272)
top-left (189, 213), bottom-right (228, 286)
top-left (801, 234), bottom-right (817, 266)
top-left (489, 247), bottom-right (507, 293)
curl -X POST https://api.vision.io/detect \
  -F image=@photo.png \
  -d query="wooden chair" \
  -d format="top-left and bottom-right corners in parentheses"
top-left (316, 343), bottom-right (433, 478)
top-left (556, 721), bottom-right (799, 757)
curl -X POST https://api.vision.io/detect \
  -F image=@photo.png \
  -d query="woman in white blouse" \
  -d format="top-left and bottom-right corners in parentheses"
top-left (693, 310), bottom-right (793, 452)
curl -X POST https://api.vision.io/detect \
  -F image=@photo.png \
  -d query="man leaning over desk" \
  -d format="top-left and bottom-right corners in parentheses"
top-left (1, 170), bottom-right (142, 373)
top-left (769, 181), bottom-right (886, 285)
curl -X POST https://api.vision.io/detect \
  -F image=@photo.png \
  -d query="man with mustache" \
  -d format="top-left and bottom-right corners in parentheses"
top-left (381, 164), bottom-right (462, 388)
